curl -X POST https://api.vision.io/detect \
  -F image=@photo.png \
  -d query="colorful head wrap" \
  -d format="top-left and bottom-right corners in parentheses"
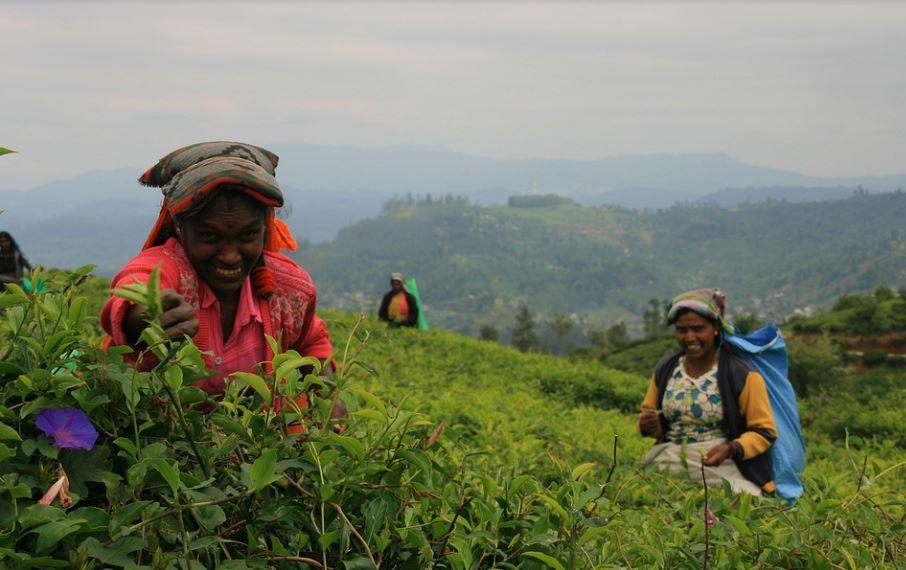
top-left (141, 141), bottom-right (279, 188)
top-left (139, 141), bottom-right (296, 253)
top-left (666, 288), bottom-right (727, 329)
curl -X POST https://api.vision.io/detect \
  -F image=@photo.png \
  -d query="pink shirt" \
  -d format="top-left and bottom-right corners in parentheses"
top-left (101, 238), bottom-right (332, 396)
top-left (191, 274), bottom-right (265, 395)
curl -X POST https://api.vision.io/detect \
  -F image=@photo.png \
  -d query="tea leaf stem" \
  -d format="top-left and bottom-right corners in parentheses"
top-left (253, 555), bottom-right (324, 568)
top-left (106, 492), bottom-right (250, 544)
top-left (331, 501), bottom-right (377, 567)
top-left (155, 343), bottom-right (211, 480)
top-left (701, 460), bottom-right (709, 570)
top-left (340, 313), bottom-right (366, 376)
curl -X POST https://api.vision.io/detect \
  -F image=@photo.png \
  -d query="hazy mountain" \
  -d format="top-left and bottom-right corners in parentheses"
top-left (269, 143), bottom-right (820, 199)
top-left (3, 143), bottom-right (905, 277)
top-left (586, 186), bottom-right (881, 210)
top-left (696, 185), bottom-right (881, 207)
top-left (1, 167), bottom-right (151, 217)
top-left (0, 168), bottom-right (393, 274)
top-left (0, 169), bottom-right (157, 275)
top-left (268, 143), bottom-right (906, 213)
top-left (578, 187), bottom-right (699, 209)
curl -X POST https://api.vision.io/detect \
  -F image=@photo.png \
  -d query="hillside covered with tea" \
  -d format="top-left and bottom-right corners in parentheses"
top-left (0, 270), bottom-right (903, 568)
top-left (297, 191), bottom-right (906, 337)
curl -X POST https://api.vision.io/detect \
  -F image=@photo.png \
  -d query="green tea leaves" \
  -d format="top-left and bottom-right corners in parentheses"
top-left (245, 448), bottom-right (281, 493)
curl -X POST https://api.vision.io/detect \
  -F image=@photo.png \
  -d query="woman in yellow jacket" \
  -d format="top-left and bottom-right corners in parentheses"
top-left (638, 288), bottom-right (777, 496)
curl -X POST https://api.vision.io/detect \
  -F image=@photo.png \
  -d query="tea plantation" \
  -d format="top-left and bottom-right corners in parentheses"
top-left (0, 268), bottom-right (903, 568)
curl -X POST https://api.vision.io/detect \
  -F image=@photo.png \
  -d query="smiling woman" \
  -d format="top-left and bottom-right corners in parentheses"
top-left (99, 142), bottom-right (333, 398)
top-left (637, 288), bottom-right (778, 497)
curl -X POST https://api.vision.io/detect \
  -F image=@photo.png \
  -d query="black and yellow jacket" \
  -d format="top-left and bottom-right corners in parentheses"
top-left (377, 290), bottom-right (419, 327)
top-left (640, 347), bottom-right (778, 493)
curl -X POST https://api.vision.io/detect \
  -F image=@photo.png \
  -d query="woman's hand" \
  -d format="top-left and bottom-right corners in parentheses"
top-left (702, 441), bottom-right (736, 466)
top-left (329, 398), bottom-right (349, 433)
top-left (638, 410), bottom-right (660, 436)
top-left (159, 289), bottom-right (199, 340)
top-left (124, 288), bottom-right (198, 344)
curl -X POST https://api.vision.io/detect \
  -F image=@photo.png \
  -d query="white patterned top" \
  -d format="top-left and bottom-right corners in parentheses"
top-left (663, 356), bottom-right (724, 444)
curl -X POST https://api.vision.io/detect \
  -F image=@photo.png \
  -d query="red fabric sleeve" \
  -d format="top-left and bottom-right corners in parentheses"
top-left (293, 313), bottom-right (333, 360)
top-left (99, 248), bottom-right (179, 346)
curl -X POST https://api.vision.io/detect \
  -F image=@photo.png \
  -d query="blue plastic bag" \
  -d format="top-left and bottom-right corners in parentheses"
top-left (725, 324), bottom-right (806, 501)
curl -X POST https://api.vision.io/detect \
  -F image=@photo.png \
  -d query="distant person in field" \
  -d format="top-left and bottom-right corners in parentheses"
top-left (378, 272), bottom-right (419, 327)
top-left (638, 288), bottom-right (778, 496)
top-left (0, 231), bottom-right (32, 290)
top-left (100, 142), bottom-right (342, 429)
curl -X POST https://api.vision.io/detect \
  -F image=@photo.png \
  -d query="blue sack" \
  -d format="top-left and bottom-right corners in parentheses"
top-left (725, 324), bottom-right (806, 501)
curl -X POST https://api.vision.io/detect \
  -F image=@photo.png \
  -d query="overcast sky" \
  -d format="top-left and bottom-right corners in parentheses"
top-left (2, 2), bottom-right (904, 190)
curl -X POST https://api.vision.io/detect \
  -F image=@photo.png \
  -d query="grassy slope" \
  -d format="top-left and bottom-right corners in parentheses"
top-left (789, 296), bottom-right (906, 341)
top-left (323, 310), bottom-right (905, 487)
top-left (324, 310), bottom-right (652, 479)
top-left (6, 269), bottom-right (901, 566)
top-left (321, 310), bottom-right (905, 566)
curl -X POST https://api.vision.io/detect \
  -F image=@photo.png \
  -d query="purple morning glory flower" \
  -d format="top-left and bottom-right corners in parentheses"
top-left (35, 408), bottom-right (99, 450)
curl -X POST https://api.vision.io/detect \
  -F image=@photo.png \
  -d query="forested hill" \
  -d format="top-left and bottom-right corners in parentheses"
top-left (295, 191), bottom-right (906, 336)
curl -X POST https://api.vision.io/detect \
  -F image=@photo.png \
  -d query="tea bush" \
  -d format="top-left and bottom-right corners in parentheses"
top-left (863, 349), bottom-right (889, 367)
top-left (0, 268), bottom-right (903, 568)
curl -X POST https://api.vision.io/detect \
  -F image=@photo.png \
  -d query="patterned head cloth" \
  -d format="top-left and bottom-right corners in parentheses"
top-left (141, 141), bottom-right (279, 190)
top-left (139, 141), bottom-right (296, 252)
top-left (666, 288), bottom-right (727, 329)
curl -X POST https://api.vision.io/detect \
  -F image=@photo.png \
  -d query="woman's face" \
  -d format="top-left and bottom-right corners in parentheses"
top-left (674, 311), bottom-right (719, 361)
top-left (0, 235), bottom-right (11, 250)
top-left (180, 192), bottom-right (266, 301)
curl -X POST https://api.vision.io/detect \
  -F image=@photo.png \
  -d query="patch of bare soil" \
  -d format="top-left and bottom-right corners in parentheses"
top-left (787, 331), bottom-right (906, 354)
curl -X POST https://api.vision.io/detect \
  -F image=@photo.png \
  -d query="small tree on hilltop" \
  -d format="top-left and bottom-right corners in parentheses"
top-left (548, 312), bottom-right (574, 354)
top-left (847, 298), bottom-right (884, 335)
top-left (479, 324), bottom-right (499, 342)
top-left (606, 321), bottom-right (630, 348)
top-left (732, 312), bottom-right (763, 334)
top-left (874, 286), bottom-right (895, 302)
top-left (643, 298), bottom-right (669, 338)
top-left (511, 304), bottom-right (539, 352)
top-left (833, 293), bottom-right (867, 311)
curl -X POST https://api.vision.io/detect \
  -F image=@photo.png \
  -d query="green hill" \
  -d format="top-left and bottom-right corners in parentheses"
top-left (790, 288), bottom-right (906, 336)
top-left (296, 192), bottom-right (906, 340)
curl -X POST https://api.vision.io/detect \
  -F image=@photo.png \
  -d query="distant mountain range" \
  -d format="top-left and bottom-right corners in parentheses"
top-left (1, 143), bottom-right (904, 276)
top-left (266, 142), bottom-right (906, 198)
